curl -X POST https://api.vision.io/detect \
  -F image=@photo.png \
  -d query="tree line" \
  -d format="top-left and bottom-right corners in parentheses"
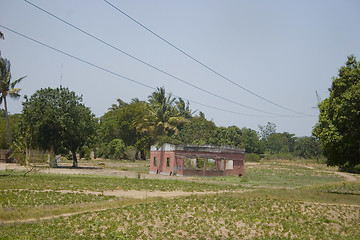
top-left (1, 52), bottom-right (359, 172)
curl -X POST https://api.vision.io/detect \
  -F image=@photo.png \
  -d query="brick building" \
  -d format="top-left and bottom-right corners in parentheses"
top-left (149, 144), bottom-right (245, 177)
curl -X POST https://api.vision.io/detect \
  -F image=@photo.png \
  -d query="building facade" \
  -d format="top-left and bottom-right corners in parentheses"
top-left (150, 144), bottom-right (245, 177)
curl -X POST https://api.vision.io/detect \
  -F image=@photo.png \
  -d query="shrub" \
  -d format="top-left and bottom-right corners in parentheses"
top-left (125, 146), bottom-right (137, 161)
top-left (107, 139), bottom-right (126, 160)
top-left (80, 145), bottom-right (92, 160)
top-left (264, 152), bottom-right (295, 160)
top-left (245, 153), bottom-right (261, 162)
top-left (339, 163), bottom-right (360, 174)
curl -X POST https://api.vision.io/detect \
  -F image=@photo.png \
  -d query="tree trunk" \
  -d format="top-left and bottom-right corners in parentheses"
top-left (3, 97), bottom-right (12, 147)
top-left (141, 149), bottom-right (146, 160)
top-left (72, 150), bottom-right (78, 168)
top-left (49, 144), bottom-right (57, 167)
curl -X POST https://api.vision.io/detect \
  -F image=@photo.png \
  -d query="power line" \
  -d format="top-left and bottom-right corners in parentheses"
top-left (103, 0), bottom-right (313, 117)
top-left (2, 24), bottom-right (300, 118)
top-left (24, 0), bottom-right (291, 117)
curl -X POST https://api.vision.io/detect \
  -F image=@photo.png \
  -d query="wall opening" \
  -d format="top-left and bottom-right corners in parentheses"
top-left (226, 160), bottom-right (234, 170)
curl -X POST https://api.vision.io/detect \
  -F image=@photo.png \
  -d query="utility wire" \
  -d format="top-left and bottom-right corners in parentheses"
top-left (1, 24), bottom-right (295, 118)
top-left (24, 0), bottom-right (292, 117)
top-left (103, 0), bottom-right (313, 117)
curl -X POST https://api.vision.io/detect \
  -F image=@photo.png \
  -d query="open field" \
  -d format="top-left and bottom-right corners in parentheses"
top-left (0, 159), bottom-right (359, 239)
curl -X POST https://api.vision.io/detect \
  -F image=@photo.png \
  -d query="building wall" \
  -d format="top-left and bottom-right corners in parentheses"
top-left (149, 151), bottom-right (176, 175)
top-left (150, 147), bottom-right (245, 177)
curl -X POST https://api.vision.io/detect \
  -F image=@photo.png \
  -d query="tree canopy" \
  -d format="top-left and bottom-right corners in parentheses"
top-left (313, 55), bottom-right (360, 170)
top-left (21, 87), bottom-right (97, 167)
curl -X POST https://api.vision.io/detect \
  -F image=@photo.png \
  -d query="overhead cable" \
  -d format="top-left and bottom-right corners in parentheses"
top-left (1, 24), bottom-right (297, 118)
top-left (24, 0), bottom-right (291, 117)
top-left (103, 0), bottom-right (313, 117)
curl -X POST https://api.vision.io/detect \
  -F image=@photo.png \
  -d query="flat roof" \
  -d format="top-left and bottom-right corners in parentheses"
top-left (151, 143), bottom-right (245, 154)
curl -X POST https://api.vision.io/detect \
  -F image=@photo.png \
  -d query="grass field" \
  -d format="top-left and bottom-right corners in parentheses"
top-left (0, 159), bottom-right (359, 239)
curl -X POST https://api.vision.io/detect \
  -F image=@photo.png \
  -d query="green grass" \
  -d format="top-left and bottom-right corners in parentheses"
top-left (1, 193), bottom-right (359, 239)
top-left (0, 170), bottom-right (244, 192)
top-left (201, 162), bottom-right (343, 188)
top-left (0, 160), bottom-right (358, 239)
top-left (0, 190), bottom-right (114, 208)
top-left (316, 182), bottom-right (360, 195)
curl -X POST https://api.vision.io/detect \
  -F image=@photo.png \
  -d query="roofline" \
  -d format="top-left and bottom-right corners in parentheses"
top-left (151, 143), bottom-right (245, 154)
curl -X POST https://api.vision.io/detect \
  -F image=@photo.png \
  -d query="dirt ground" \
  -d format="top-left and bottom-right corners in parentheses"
top-left (0, 162), bottom-right (248, 200)
top-left (1, 161), bottom-right (359, 224)
top-left (1, 161), bottom-right (358, 200)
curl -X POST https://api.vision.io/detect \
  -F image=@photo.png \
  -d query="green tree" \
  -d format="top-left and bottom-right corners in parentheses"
top-left (175, 115), bottom-right (216, 145)
top-left (209, 126), bottom-right (243, 147)
top-left (138, 87), bottom-right (188, 141)
top-left (176, 98), bottom-right (194, 119)
top-left (258, 122), bottom-right (276, 141)
top-left (294, 136), bottom-right (322, 159)
top-left (108, 98), bottom-right (128, 111)
top-left (267, 133), bottom-right (290, 154)
top-left (241, 127), bottom-right (263, 153)
top-left (313, 55), bottom-right (360, 169)
top-left (107, 138), bottom-right (126, 160)
top-left (21, 87), bottom-right (97, 167)
top-left (98, 99), bottom-right (150, 159)
top-left (0, 57), bottom-right (26, 146)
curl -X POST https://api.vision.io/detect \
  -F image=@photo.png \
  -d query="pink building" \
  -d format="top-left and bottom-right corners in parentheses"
top-left (149, 144), bottom-right (245, 177)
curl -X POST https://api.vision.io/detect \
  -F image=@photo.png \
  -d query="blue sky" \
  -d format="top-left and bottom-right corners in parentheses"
top-left (1, 0), bottom-right (359, 137)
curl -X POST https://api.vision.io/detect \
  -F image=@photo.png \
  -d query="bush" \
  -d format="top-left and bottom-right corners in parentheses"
top-left (245, 153), bottom-right (261, 162)
top-left (107, 139), bottom-right (126, 160)
top-left (264, 152), bottom-right (295, 160)
top-left (97, 143), bottom-right (108, 158)
top-left (80, 145), bottom-right (92, 160)
top-left (125, 146), bottom-right (137, 161)
top-left (339, 163), bottom-right (360, 174)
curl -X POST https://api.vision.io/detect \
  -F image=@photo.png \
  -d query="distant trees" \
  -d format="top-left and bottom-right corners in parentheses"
top-left (98, 87), bottom-right (191, 159)
top-left (21, 87), bottom-right (97, 167)
top-left (294, 136), bottom-right (322, 159)
top-left (258, 122), bottom-right (322, 159)
top-left (313, 55), bottom-right (360, 170)
top-left (96, 90), bottom-right (323, 161)
top-left (98, 99), bottom-right (149, 159)
top-left (174, 115), bottom-right (216, 145)
top-left (12, 84), bottom-right (323, 163)
top-left (0, 57), bottom-right (26, 146)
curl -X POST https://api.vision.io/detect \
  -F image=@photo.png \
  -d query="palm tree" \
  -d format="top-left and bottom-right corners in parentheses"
top-left (139, 87), bottom-right (188, 138)
top-left (0, 32), bottom-right (3, 56)
top-left (176, 97), bottom-right (196, 119)
top-left (108, 98), bottom-right (128, 111)
top-left (0, 57), bottom-right (26, 146)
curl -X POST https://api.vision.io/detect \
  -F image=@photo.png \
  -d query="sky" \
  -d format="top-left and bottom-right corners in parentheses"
top-left (1, 0), bottom-right (359, 137)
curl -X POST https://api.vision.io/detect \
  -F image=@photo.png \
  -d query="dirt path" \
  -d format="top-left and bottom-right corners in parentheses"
top-left (331, 171), bottom-right (358, 182)
top-left (1, 162), bottom-right (358, 224)
top-left (0, 162), bottom-right (186, 180)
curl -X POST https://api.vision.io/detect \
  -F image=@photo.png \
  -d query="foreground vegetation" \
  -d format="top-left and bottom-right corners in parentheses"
top-left (0, 159), bottom-right (359, 239)
top-left (1, 188), bottom-right (359, 239)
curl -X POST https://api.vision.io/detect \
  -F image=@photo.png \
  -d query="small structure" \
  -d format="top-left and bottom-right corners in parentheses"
top-left (149, 144), bottom-right (245, 177)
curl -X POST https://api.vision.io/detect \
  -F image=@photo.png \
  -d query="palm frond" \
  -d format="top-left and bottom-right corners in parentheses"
top-left (10, 76), bottom-right (26, 89)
